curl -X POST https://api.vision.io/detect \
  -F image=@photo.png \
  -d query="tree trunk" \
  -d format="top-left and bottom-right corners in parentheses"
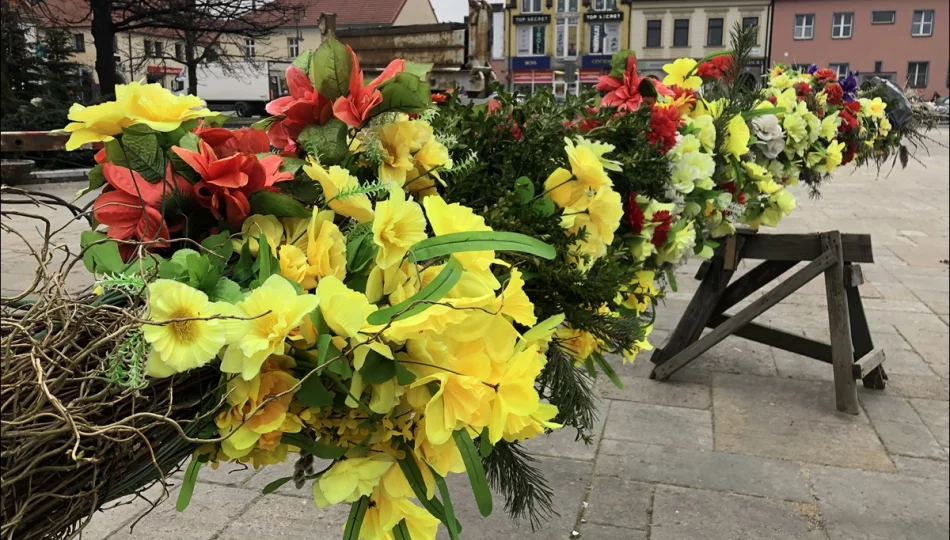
top-left (90, 0), bottom-right (117, 100)
top-left (185, 30), bottom-right (198, 95)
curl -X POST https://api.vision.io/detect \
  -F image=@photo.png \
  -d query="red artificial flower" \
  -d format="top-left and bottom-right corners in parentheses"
top-left (431, 92), bottom-right (448, 103)
top-left (625, 192), bottom-right (645, 234)
top-left (646, 104), bottom-right (684, 154)
top-left (711, 55), bottom-right (733, 74)
top-left (597, 54), bottom-right (644, 112)
top-left (841, 143), bottom-right (857, 165)
top-left (651, 210), bottom-right (673, 248)
top-left (565, 106), bottom-right (602, 133)
top-left (767, 95), bottom-right (777, 104)
top-left (795, 82), bottom-right (812, 96)
top-left (173, 140), bottom-right (291, 227)
top-left (264, 65), bottom-right (334, 151)
top-left (487, 98), bottom-right (503, 115)
top-left (93, 162), bottom-right (192, 260)
top-left (844, 101), bottom-right (861, 113)
top-left (195, 126), bottom-right (270, 158)
top-left (696, 61), bottom-right (721, 80)
top-left (332, 47), bottom-right (404, 128)
top-left (825, 82), bottom-right (844, 105)
top-left (814, 68), bottom-right (837, 82)
top-left (94, 148), bottom-right (107, 164)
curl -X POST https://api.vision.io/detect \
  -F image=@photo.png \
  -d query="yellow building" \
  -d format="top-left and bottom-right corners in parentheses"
top-left (627, 0), bottom-right (771, 78)
top-left (506, 0), bottom-right (633, 97)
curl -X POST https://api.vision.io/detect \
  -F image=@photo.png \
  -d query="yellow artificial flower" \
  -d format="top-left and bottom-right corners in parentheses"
top-left (662, 58), bottom-right (703, 90)
top-left (143, 280), bottom-right (230, 377)
top-left (656, 219), bottom-right (696, 265)
top-left (621, 327), bottom-right (654, 364)
top-left (815, 139), bottom-right (846, 174)
top-left (119, 81), bottom-right (213, 132)
top-left (215, 356), bottom-right (300, 458)
top-left (783, 112), bottom-right (808, 147)
top-left (413, 418), bottom-right (466, 477)
top-left (860, 97), bottom-right (887, 119)
top-left (573, 136), bottom-right (622, 172)
top-left (769, 65), bottom-right (785, 78)
top-left (373, 185), bottom-right (428, 269)
top-left (220, 275), bottom-right (319, 380)
top-left (407, 139), bottom-right (453, 193)
top-left (411, 371), bottom-right (494, 445)
top-left (721, 115), bottom-right (751, 158)
top-left (63, 100), bottom-right (133, 151)
top-left (422, 195), bottom-right (499, 289)
top-left (303, 160), bottom-right (375, 223)
top-left (690, 114), bottom-right (717, 152)
top-left (564, 137), bottom-right (613, 192)
top-left (769, 73), bottom-right (793, 89)
top-left (587, 187), bottom-right (624, 245)
top-left (278, 209), bottom-right (347, 289)
top-left (692, 98), bottom-right (726, 119)
top-left (554, 326), bottom-right (599, 364)
top-left (234, 214), bottom-right (283, 257)
top-left (820, 112), bottom-right (841, 140)
top-left (496, 267), bottom-right (537, 327)
top-left (316, 275), bottom-right (376, 338)
top-left (312, 454), bottom-right (394, 508)
top-left (376, 119), bottom-right (431, 186)
top-left (544, 167), bottom-right (584, 208)
top-left (879, 116), bottom-right (892, 137)
top-left (486, 347), bottom-right (544, 443)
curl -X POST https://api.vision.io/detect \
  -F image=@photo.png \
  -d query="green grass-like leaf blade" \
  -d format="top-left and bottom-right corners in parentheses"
top-left (176, 457), bottom-right (201, 511)
top-left (365, 257), bottom-right (463, 325)
top-left (453, 429), bottom-right (493, 517)
top-left (408, 231), bottom-right (556, 262)
top-left (342, 496), bottom-right (368, 540)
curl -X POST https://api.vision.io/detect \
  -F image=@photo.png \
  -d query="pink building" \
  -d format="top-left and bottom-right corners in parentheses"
top-left (770, 0), bottom-right (949, 97)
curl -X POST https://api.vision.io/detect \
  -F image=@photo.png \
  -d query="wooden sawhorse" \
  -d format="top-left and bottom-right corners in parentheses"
top-left (649, 230), bottom-right (887, 414)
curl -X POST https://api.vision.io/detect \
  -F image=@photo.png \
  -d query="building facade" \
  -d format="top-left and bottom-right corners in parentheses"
top-left (505, 0), bottom-right (633, 97)
top-left (627, 0), bottom-right (771, 79)
top-left (770, 0), bottom-right (948, 97)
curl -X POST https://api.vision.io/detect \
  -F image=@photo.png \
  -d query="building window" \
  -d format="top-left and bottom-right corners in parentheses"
top-left (707, 17), bottom-right (724, 46)
top-left (794, 14), bottom-right (815, 40)
top-left (73, 33), bottom-right (85, 52)
top-left (646, 20), bottom-right (662, 47)
top-left (871, 11), bottom-right (895, 25)
top-left (907, 62), bottom-right (929, 88)
top-left (244, 38), bottom-right (255, 59)
top-left (171, 78), bottom-right (184, 92)
top-left (143, 39), bottom-right (153, 58)
top-left (521, 0), bottom-right (542, 14)
top-left (911, 10), bottom-right (934, 37)
top-left (589, 22), bottom-right (621, 55)
top-left (832, 13), bottom-right (853, 39)
top-left (492, 10), bottom-right (505, 59)
top-left (556, 0), bottom-right (577, 12)
top-left (516, 25), bottom-right (546, 56)
top-left (829, 63), bottom-right (849, 79)
top-left (673, 19), bottom-right (689, 47)
top-left (874, 61), bottom-right (883, 73)
top-left (287, 37), bottom-right (299, 59)
top-left (555, 16), bottom-right (578, 58)
top-left (154, 41), bottom-right (163, 58)
top-left (175, 43), bottom-right (183, 61)
top-left (593, 0), bottom-right (616, 10)
top-left (742, 16), bottom-right (759, 43)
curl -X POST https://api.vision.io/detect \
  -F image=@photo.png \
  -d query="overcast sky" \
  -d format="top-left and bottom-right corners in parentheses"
top-left (432, 0), bottom-right (501, 22)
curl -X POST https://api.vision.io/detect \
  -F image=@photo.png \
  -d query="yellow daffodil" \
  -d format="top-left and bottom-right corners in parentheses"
top-left (721, 115), bottom-right (751, 159)
top-left (662, 58), bottom-right (703, 90)
top-left (423, 195), bottom-right (499, 289)
top-left (311, 454), bottom-right (394, 508)
top-left (621, 328), bottom-right (654, 364)
top-left (860, 97), bottom-right (887, 119)
top-left (564, 137), bottom-right (613, 192)
top-left (316, 275), bottom-right (376, 338)
top-left (879, 116), bottom-right (892, 137)
top-left (587, 187), bottom-right (624, 245)
top-left (573, 136), bottom-right (622, 172)
top-left (119, 81), bottom-right (213, 132)
top-left (689, 115), bottom-right (717, 152)
top-left (143, 280), bottom-right (230, 377)
top-left (234, 214), bottom-right (283, 257)
top-left (496, 267), bottom-right (537, 327)
top-left (63, 100), bottom-right (133, 150)
top-left (544, 167), bottom-right (584, 208)
top-left (486, 347), bottom-right (544, 443)
top-left (815, 139), bottom-right (846, 174)
top-left (303, 160), bottom-right (375, 223)
top-left (413, 418), bottom-right (466, 477)
top-left (376, 119), bottom-right (431, 186)
top-left (411, 370), bottom-right (494, 445)
top-left (407, 139), bottom-right (453, 192)
top-left (769, 73), bottom-right (793, 89)
top-left (783, 112), bottom-right (808, 146)
top-left (692, 98), bottom-right (726, 119)
top-left (820, 112), bottom-right (841, 140)
top-left (279, 209), bottom-right (347, 289)
top-left (220, 275), bottom-right (319, 380)
top-left (373, 186), bottom-right (428, 269)
top-left (554, 326), bottom-right (599, 364)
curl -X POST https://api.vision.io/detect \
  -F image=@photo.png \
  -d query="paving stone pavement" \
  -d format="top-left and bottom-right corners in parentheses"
top-left (3, 129), bottom-right (948, 539)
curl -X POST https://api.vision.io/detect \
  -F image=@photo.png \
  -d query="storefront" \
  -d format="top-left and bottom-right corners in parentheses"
top-left (511, 56), bottom-right (553, 95)
top-left (146, 65), bottom-right (184, 91)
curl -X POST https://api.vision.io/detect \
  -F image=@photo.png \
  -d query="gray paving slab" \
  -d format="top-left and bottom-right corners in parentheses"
top-left (522, 403), bottom-right (607, 461)
top-left (872, 421), bottom-right (945, 459)
top-left (576, 523), bottom-right (648, 540)
top-left (891, 455), bottom-right (950, 480)
top-left (582, 476), bottom-right (653, 530)
top-left (910, 398), bottom-right (950, 446)
top-left (650, 485), bottom-right (826, 540)
top-left (859, 393), bottom-right (923, 424)
top-left (596, 374), bottom-right (712, 409)
top-left (604, 400), bottom-right (713, 450)
top-left (596, 439), bottom-right (813, 502)
top-left (810, 465), bottom-right (950, 540)
top-left (215, 494), bottom-right (348, 540)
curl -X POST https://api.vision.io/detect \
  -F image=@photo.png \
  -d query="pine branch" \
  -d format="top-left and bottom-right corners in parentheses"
top-left (480, 441), bottom-right (557, 530)
top-left (537, 345), bottom-right (598, 439)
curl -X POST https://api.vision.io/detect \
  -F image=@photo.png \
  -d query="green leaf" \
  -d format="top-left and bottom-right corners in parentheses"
top-left (257, 234), bottom-right (278, 283)
top-left (158, 259), bottom-right (187, 280)
top-left (513, 176), bottom-right (535, 202)
top-left (249, 191), bottom-right (311, 218)
top-left (359, 351), bottom-right (397, 384)
top-left (310, 37), bottom-right (353, 100)
top-left (104, 138), bottom-right (129, 167)
top-left (251, 116), bottom-right (277, 131)
top-left (366, 257), bottom-right (463, 325)
top-left (297, 119), bottom-right (349, 165)
top-left (298, 370), bottom-right (333, 408)
top-left (176, 457), bottom-right (201, 511)
top-left (80, 230), bottom-right (124, 274)
top-left (395, 362), bottom-right (417, 386)
top-left (342, 496), bottom-right (369, 540)
top-left (609, 49), bottom-right (636, 78)
top-left (261, 476), bottom-right (293, 495)
top-left (478, 428), bottom-right (493, 458)
top-left (408, 231), bottom-right (556, 262)
top-left (531, 196), bottom-right (556, 217)
top-left (638, 78), bottom-right (659, 99)
top-left (281, 433), bottom-right (348, 459)
top-left (184, 252), bottom-right (219, 292)
top-left (121, 132), bottom-right (165, 181)
top-left (179, 132), bottom-right (201, 152)
top-left (436, 475), bottom-right (460, 540)
top-left (346, 233), bottom-right (378, 274)
top-left (593, 353), bottom-right (624, 389)
top-left (404, 61), bottom-right (434, 80)
top-left (279, 156), bottom-right (307, 174)
top-left (310, 307), bottom-right (331, 336)
top-left (209, 277), bottom-right (243, 302)
top-left (292, 49), bottom-right (313, 73)
top-left (232, 241), bottom-right (255, 284)
top-left (74, 163), bottom-right (105, 201)
top-left (396, 444), bottom-right (448, 524)
top-left (201, 232), bottom-right (233, 270)
top-left (278, 178), bottom-right (323, 203)
top-left (392, 520), bottom-right (411, 540)
top-left (371, 72), bottom-right (431, 117)
top-left (665, 268), bottom-right (678, 293)
top-left (453, 430), bottom-right (492, 516)
top-left (741, 106), bottom-right (786, 120)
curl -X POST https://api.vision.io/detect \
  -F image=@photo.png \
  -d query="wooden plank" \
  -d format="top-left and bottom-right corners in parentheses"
top-left (651, 237), bottom-right (744, 365)
top-left (821, 232), bottom-right (860, 415)
top-left (844, 264), bottom-right (865, 287)
top-left (652, 249), bottom-right (837, 380)
top-left (854, 348), bottom-right (886, 379)
top-left (712, 260), bottom-right (798, 316)
top-left (741, 233), bottom-right (874, 263)
top-left (695, 260), bottom-right (712, 280)
top-left (724, 235), bottom-right (739, 270)
top-left (846, 279), bottom-right (887, 390)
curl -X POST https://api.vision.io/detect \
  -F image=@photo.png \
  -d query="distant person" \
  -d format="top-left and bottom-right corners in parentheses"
top-left (932, 91), bottom-right (940, 102)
